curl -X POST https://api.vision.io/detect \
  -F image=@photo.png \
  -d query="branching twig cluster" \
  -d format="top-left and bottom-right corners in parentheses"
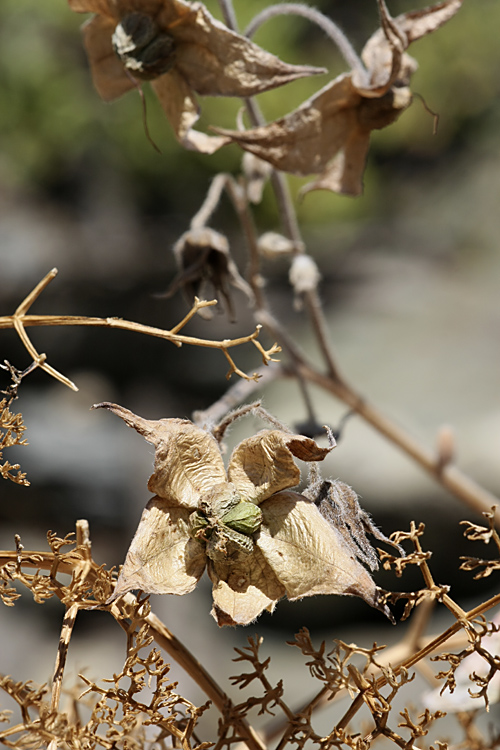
top-left (1, 516), bottom-right (499, 749)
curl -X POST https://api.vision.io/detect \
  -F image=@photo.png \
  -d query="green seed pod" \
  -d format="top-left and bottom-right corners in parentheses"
top-left (222, 501), bottom-right (262, 536)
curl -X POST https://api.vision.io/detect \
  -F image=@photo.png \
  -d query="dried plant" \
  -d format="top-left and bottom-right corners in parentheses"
top-left (1, 0), bottom-right (499, 749)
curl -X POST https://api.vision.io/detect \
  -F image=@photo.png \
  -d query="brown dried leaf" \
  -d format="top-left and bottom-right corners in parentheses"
top-left (69, 0), bottom-right (325, 152)
top-left (216, 0), bottom-right (462, 195)
top-left (209, 546), bottom-right (285, 627)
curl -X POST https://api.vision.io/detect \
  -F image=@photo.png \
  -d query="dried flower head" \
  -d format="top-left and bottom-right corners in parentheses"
top-left (163, 227), bottom-right (254, 322)
top-left (68, 0), bottom-right (325, 152)
top-left (94, 402), bottom-right (391, 626)
top-left (216, 0), bottom-right (462, 195)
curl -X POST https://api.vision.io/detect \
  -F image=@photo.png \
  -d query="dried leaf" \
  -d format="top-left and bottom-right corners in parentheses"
top-left (307, 479), bottom-right (404, 571)
top-left (209, 546), bottom-right (285, 627)
top-left (69, 0), bottom-right (325, 152)
top-left (216, 0), bottom-right (462, 194)
top-left (93, 402), bottom-right (226, 507)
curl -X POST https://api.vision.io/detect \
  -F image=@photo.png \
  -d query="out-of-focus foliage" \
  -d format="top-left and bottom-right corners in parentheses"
top-left (2, 0), bottom-right (499, 223)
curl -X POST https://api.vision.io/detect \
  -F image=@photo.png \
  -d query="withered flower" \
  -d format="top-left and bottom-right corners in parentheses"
top-left (96, 402), bottom-right (391, 626)
top-left (216, 0), bottom-right (462, 195)
top-left (163, 227), bottom-right (254, 322)
top-left (68, 0), bottom-right (325, 153)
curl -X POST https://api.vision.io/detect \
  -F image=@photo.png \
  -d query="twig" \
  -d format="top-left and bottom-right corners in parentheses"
top-left (244, 3), bottom-right (367, 84)
top-left (0, 269), bottom-right (278, 390)
top-left (298, 362), bottom-right (500, 524)
top-left (50, 602), bottom-right (79, 712)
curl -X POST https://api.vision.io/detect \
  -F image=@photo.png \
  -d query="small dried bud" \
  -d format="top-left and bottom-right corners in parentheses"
top-left (257, 232), bottom-right (296, 259)
top-left (164, 227), bottom-right (254, 321)
top-left (242, 152), bottom-right (273, 204)
top-left (436, 424), bottom-right (455, 471)
top-left (289, 255), bottom-right (321, 309)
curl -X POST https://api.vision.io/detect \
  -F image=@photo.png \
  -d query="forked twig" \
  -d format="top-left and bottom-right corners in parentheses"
top-left (0, 269), bottom-right (280, 390)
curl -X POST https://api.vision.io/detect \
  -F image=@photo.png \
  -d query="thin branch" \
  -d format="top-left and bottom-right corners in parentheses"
top-left (298, 361), bottom-right (500, 524)
top-left (0, 269), bottom-right (278, 390)
top-left (50, 602), bottom-right (79, 712)
top-left (244, 3), bottom-right (367, 83)
top-left (190, 173), bottom-right (229, 231)
top-left (193, 362), bottom-right (284, 427)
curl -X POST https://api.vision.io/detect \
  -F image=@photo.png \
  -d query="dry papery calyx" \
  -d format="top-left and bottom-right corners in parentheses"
top-left (93, 401), bottom-right (403, 626)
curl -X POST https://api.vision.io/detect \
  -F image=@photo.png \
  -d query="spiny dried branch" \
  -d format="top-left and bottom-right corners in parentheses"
top-left (460, 507), bottom-right (500, 579)
top-left (432, 616), bottom-right (500, 711)
top-left (230, 637), bottom-right (288, 719)
top-left (0, 398), bottom-right (29, 486)
top-left (0, 268), bottom-right (281, 391)
top-left (0, 523), bottom-right (266, 750)
top-left (79, 622), bottom-right (212, 749)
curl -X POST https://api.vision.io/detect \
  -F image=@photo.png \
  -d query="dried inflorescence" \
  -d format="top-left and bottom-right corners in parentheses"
top-left (460, 507), bottom-right (500, 580)
top-left (93, 401), bottom-right (398, 626)
top-left (1, 514), bottom-right (500, 750)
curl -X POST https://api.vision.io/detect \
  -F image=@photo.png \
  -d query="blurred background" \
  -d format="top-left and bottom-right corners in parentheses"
top-left (1, 0), bottom-right (500, 736)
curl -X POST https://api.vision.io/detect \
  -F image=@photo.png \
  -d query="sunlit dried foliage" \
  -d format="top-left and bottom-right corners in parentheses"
top-left (2, 0), bottom-right (500, 748)
top-left (217, 0), bottom-right (463, 195)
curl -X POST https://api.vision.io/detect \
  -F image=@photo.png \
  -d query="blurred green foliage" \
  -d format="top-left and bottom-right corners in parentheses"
top-left (1, 0), bottom-right (499, 223)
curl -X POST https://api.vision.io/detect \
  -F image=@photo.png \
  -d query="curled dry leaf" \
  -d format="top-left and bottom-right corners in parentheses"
top-left (68, 0), bottom-right (325, 153)
top-left (161, 227), bottom-right (254, 322)
top-left (94, 401), bottom-right (391, 625)
top-left (216, 0), bottom-right (463, 195)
